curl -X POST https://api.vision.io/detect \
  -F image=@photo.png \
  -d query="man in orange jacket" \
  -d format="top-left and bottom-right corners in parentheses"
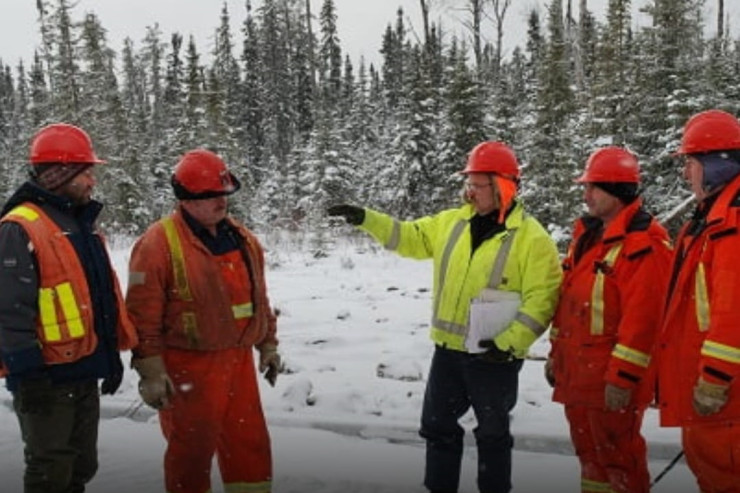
top-left (0, 123), bottom-right (138, 493)
top-left (126, 149), bottom-right (280, 493)
top-left (547, 146), bottom-right (672, 493)
top-left (657, 109), bottom-right (740, 492)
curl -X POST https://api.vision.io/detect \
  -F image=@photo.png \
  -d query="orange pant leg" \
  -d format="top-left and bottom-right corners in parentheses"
top-left (565, 404), bottom-right (649, 493)
top-left (215, 348), bottom-right (272, 490)
top-left (683, 420), bottom-right (740, 493)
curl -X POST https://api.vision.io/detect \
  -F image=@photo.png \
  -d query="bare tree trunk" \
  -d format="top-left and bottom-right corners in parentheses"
top-left (717, 0), bottom-right (724, 39)
top-left (469, 0), bottom-right (482, 68)
top-left (305, 0), bottom-right (317, 87)
top-left (491, 0), bottom-right (512, 79)
top-left (419, 0), bottom-right (431, 48)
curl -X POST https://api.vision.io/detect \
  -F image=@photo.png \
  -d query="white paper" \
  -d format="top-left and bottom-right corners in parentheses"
top-left (465, 289), bottom-right (522, 354)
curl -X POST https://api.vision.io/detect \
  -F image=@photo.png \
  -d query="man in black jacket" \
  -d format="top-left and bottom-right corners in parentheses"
top-left (0, 123), bottom-right (138, 493)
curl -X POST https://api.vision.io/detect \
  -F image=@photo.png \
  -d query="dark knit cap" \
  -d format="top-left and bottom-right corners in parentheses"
top-left (32, 163), bottom-right (92, 190)
top-left (592, 181), bottom-right (639, 204)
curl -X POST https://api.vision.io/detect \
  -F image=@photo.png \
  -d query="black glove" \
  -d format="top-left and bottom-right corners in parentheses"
top-left (478, 339), bottom-right (515, 363)
top-left (327, 204), bottom-right (365, 225)
top-left (101, 353), bottom-right (124, 395)
top-left (16, 376), bottom-right (53, 415)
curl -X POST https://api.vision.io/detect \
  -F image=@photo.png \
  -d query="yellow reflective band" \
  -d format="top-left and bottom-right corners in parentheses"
top-left (612, 343), bottom-right (650, 368)
top-left (55, 282), bottom-right (84, 338)
top-left (590, 245), bottom-right (622, 335)
top-left (182, 311), bottom-right (199, 346)
top-left (39, 287), bottom-right (61, 342)
top-left (161, 217), bottom-right (192, 301)
top-left (695, 262), bottom-right (710, 332)
top-left (701, 340), bottom-right (740, 364)
top-left (232, 302), bottom-right (254, 320)
top-left (224, 480), bottom-right (272, 493)
top-left (5, 205), bottom-right (40, 222)
top-left (581, 478), bottom-right (612, 492)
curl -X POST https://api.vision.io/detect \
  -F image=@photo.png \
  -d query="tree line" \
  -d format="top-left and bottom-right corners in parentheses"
top-left (0, 0), bottom-right (737, 247)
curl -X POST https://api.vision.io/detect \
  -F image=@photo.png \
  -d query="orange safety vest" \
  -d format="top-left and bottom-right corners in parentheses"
top-left (550, 200), bottom-right (672, 407)
top-left (126, 209), bottom-right (277, 356)
top-left (0, 202), bottom-right (137, 374)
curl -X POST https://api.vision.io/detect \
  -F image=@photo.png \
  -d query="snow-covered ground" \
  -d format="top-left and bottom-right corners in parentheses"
top-left (0, 232), bottom-right (698, 492)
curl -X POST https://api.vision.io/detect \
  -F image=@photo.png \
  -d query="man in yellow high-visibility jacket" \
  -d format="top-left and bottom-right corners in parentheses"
top-left (328, 141), bottom-right (562, 493)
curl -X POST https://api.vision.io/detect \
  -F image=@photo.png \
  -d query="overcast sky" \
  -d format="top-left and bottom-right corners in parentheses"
top-left (0, 0), bottom-right (737, 69)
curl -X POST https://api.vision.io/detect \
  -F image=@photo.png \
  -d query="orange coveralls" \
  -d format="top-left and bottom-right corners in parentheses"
top-left (126, 208), bottom-right (277, 493)
top-left (657, 175), bottom-right (740, 493)
top-left (550, 199), bottom-right (672, 493)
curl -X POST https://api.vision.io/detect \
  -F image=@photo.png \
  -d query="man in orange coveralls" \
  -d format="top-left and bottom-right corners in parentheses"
top-left (546, 146), bottom-right (672, 493)
top-left (126, 149), bottom-right (280, 493)
top-left (657, 109), bottom-right (740, 493)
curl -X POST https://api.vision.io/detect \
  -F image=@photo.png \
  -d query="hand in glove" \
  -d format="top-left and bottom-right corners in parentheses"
top-left (544, 357), bottom-right (556, 388)
top-left (693, 377), bottom-right (729, 416)
top-left (605, 383), bottom-right (632, 411)
top-left (258, 343), bottom-right (283, 387)
top-left (327, 204), bottom-right (365, 226)
top-left (478, 339), bottom-right (515, 363)
top-left (132, 355), bottom-right (176, 410)
top-left (16, 375), bottom-right (53, 415)
top-left (101, 354), bottom-right (125, 395)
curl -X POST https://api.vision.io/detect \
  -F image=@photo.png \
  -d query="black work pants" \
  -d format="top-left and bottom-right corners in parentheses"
top-left (420, 345), bottom-right (522, 493)
top-left (13, 379), bottom-right (100, 493)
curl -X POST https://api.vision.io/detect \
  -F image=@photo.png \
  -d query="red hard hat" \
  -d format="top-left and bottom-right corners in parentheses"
top-left (576, 146), bottom-right (640, 183)
top-left (675, 109), bottom-right (740, 155)
top-left (171, 149), bottom-right (241, 199)
top-left (29, 123), bottom-right (105, 165)
top-left (461, 141), bottom-right (520, 178)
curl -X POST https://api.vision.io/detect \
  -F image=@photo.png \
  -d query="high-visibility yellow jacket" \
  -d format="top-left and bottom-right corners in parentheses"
top-left (358, 202), bottom-right (562, 356)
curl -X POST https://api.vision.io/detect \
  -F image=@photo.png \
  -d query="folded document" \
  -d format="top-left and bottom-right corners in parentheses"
top-left (465, 289), bottom-right (521, 354)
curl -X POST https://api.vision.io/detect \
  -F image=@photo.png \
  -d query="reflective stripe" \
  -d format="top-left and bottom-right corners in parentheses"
top-left (5, 205), bottom-right (40, 222)
top-left (433, 317), bottom-right (467, 336)
top-left (182, 312), bottom-right (198, 346)
top-left (161, 217), bottom-right (193, 301)
top-left (581, 478), bottom-right (612, 492)
top-left (433, 220), bottom-right (468, 322)
top-left (695, 262), bottom-right (710, 332)
top-left (612, 343), bottom-right (651, 368)
top-left (224, 481), bottom-right (272, 493)
top-left (590, 245), bottom-right (622, 335)
top-left (232, 302), bottom-right (254, 320)
top-left (385, 220), bottom-right (402, 250)
top-left (515, 310), bottom-right (546, 336)
top-left (701, 340), bottom-right (740, 364)
top-left (56, 282), bottom-right (84, 338)
top-left (487, 230), bottom-right (518, 288)
top-left (39, 287), bottom-right (61, 342)
top-left (38, 282), bottom-right (85, 341)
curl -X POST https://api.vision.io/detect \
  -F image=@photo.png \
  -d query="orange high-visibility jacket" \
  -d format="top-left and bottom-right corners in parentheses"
top-left (657, 176), bottom-right (740, 426)
top-left (0, 202), bottom-right (137, 369)
top-left (126, 208), bottom-right (277, 357)
top-left (551, 199), bottom-right (672, 407)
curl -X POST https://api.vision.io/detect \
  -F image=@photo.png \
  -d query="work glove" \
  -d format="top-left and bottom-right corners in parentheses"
top-left (478, 339), bottom-right (515, 363)
top-left (605, 383), bottom-right (632, 411)
top-left (132, 355), bottom-right (176, 410)
top-left (327, 204), bottom-right (365, 226)
top-left (692, 377), bottom-right (729, 416)
top-left (544, 357), bottom-right (556, 388)
top-left (101, 354), bottom-right (125, 395)
top-left (15, 375), bottom-right (53, 415)
top-left (258, 343), bottom-right (283, 387)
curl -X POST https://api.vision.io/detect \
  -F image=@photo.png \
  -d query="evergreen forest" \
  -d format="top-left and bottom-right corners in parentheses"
top-left (0, 0), bottom-right (738, 247)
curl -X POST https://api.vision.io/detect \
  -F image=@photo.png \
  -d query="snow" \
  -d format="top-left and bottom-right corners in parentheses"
top-left (0, 233), bottom-right (699, 492)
